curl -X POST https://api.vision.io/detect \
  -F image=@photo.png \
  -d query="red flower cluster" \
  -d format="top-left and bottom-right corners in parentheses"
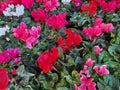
top-left (31, 9), bottom-right (49, 22)
top-left (0, 48), bottom-right (21, 64)
top-left (81, 0), bottom-right (120, 15)
top-left (37, 47), bottom-right (59, 73)
top-left (13, 22), bottom-right (41, 49)
top-left (83, 18), bottom-right (114, 40)
top-left (46, 12), bottom-right (68, 29)
top-left (81, 0), bottom-right (98, 15)
top-left (58, 28), bottom-right (82, 51)
top-left (0, 68), bottom-right (9, 90)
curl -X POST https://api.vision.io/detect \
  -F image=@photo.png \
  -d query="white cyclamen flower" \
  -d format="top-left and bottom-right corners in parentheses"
top-left (62, 0), bottom-right (71, 4)
top-left (3, 4), bottom-right (24, 17)
top-left (12, 5), bottom-right (24, 17)
top-left (3, 4), bottom-right (14, 16)
top-left (0, 25), bottom-right (10, 37)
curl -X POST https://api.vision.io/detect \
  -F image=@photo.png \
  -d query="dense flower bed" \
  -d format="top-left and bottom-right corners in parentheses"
top-left (0, 0), bottom-right (120, 90)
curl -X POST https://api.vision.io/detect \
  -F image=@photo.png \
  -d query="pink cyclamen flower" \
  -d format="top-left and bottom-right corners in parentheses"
top-left (83, 18), bottom-right (114, 40)
top-left (93, 65), bottom-right (109, 75)
top-left (85, 58), bottom-right (95, 67)
top-left (75, 76), bottom-right (96, 90)
top-left (74, 84), bottom-right (86, 90)
top-left (72, 0), bottom-right (81, 7)
top-left (100, 23), bottom-right (114, 32)
top-left (46, 12), bottom-right (68, 29)
top-left (13, 22), bottom-right (41, 49)
top-left (44, 0), bottom-right (60, 11)
top-left (94, 45), bottom-right (102, 55)
top-left (22, 0), bottom-right (34, 9)
top-left (26, 26), bottom-right (41, 49)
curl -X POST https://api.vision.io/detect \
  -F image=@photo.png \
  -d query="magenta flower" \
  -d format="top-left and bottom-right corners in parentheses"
top-left (101, 1), bottom-right (117, 12)
top-left (85, 58), bottom-right (95, 67)
top-left (22, 0), bottom-right (34, 9)
top-left (13, 22), bottom-right (29, 41)
top-left (31, 9), bottom-right (49, 22)
top-left (94, 18), bottom-right (103, 26)
top-left (0, 48), bottom-right (21, 64)
top-left (83, 26), bottom-right (102, 40)
top-left (72, 0), bottom-right (81, 7)
top-left (83, 18), bottom-right (114, 40)
top-left (94, 45), bottom-right (102, 55)
top-left (46, 12), bottom-right (68, 29)
top-left (74, 76), bottom-right (96, 90)
top-left (93, 65), bottom-right (109, 75)
top-left (100, 23), bottom-right (114, 32)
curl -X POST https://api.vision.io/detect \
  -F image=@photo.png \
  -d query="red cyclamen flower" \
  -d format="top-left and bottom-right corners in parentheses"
top-left (0, 68), bottom-right (9, 90)
top-left (31, 9), bottom-right (49, 22)
top-left (58, 28), bottom-right (82, 51)
top-left (81, 0), bottom-right (98, 15)
top-left (11, 70), bottom-right (17, 75)
top-left (37, 47), bottom-right (59, 73)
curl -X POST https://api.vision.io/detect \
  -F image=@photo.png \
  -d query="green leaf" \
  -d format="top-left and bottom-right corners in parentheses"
top-left (57, 87), bottom-right (69, 90)
top-left (108, 44), bottom-right (120, 62)
top-left (17, 65), bottom-right (25, 75)
top-left (22, 17), bottom-right (31, 24)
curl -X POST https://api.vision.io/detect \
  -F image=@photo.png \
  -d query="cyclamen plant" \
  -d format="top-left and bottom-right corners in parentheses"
top-left (0, 0), bottom-right (120, 90)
